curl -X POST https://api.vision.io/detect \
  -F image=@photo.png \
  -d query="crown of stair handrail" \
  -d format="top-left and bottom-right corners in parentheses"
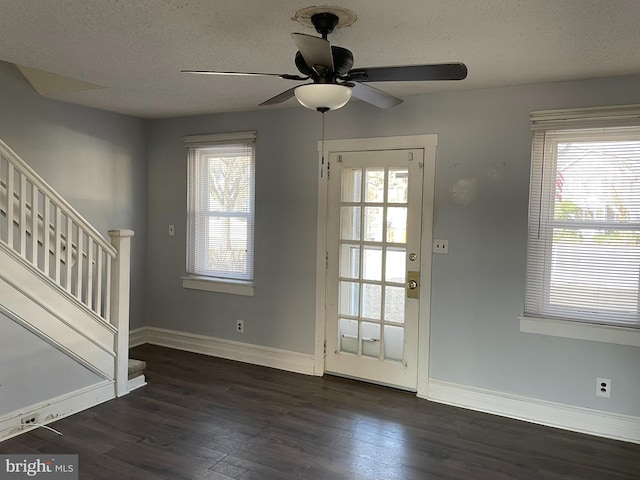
top-left (0, 139), bottom-right (116, 258)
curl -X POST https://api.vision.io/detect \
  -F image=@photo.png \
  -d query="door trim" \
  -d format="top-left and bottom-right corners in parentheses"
top-left (315, 134), bottom-right (438, 397)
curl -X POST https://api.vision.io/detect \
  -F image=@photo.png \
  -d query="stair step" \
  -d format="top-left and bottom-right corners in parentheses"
top-left (128, 359), bottom-right (146, 380)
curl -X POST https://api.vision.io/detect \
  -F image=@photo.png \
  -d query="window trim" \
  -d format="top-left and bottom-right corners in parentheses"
top-left (181, 275), bottom-right (255, 296)
top-left (183, 131), bottom-right (256, 292)
top-left (519, 316), bottom-right (640, 347)
top-left (522, 105), bottom-right (640, 342)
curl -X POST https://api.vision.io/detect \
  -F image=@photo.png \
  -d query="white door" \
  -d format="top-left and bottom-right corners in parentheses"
top-left (325, 149), bottom-right (424, 390)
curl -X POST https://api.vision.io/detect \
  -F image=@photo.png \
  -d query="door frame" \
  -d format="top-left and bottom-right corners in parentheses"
top-left (314, 134), bottom-right (437, 397)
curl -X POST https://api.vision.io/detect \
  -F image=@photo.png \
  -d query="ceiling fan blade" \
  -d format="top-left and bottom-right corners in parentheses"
top-left (291, 33), bottom-right (334, 74)
top-left (350, 82), bottom-right (403, 109)
top-left (347, 63), bottom-right (468, 82)
top-left (181, 70), bottom-right (307, 81)
top-left (258, 86), bottom-right (300, 106)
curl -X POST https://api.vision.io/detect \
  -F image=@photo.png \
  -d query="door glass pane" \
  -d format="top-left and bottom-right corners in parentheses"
top-left (365, 168), bottom-right (385, 203)
top-left (362, 283), bottom-right (381, 320)
top-left (385, 248), bottom-right (406, 283)
top-left (361, 322), bottom-right (381, 358)
top-left (340, 244), bottom-right (360, 279)
top-left (387, 207), bottom-right (407, 243)
top-left (388, 168), bottom-right (409, 203)
top-left (341, 206), bottom-right (361, 241)
top-left (384, 286), bottom-right (405, 323)
top-left (339, 318), bottom-right (358, 354)
top-left (339, 281), bottom-right (359, 316)
top-left (342, 167), bottom-right (362, 203)
top-left (364, 207), bottom-right (383, 241)
top-left (362, 246), bottom-right (382, 281)
top-left (384, 325), bottom-right (404, 361)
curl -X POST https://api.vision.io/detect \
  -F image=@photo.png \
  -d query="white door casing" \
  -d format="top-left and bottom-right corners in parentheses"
top-left (314, 135), bottom-right (437, 396)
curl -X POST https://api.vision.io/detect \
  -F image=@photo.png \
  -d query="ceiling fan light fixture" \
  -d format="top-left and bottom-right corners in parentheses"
top-left (294, 84), bottom-right (352, 112)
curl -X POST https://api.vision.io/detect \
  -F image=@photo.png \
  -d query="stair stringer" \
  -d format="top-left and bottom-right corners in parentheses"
top-left (0, 243), bottom-right (116, 381)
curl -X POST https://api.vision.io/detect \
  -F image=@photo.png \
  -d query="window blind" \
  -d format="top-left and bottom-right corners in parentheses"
top-left (186, 133), bottom-right (255, 281)
top-left (525, 123), bottom-right (640, 327)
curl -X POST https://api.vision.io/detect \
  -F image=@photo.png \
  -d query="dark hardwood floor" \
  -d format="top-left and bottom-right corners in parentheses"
top-left (2, 344), bottom-right (639, 479)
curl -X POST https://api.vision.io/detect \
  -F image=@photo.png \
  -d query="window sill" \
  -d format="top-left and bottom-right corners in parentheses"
top-left (182, 276), bottom-right (254, 297)
top-left (519, 316), bottom-right (640, 347)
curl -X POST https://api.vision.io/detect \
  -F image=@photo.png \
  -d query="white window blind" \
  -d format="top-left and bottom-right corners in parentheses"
top-left (525, 108), bottom-right (640, 328)
top-left (185, 132), bottom-right (255, 282)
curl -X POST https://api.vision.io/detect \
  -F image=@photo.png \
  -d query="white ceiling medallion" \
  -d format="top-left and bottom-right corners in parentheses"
top-left (292, 5), bottom-right (357, 30)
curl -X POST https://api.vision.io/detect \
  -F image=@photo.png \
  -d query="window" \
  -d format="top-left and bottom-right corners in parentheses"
top-left (524, 106), bottom-right (640, 329)
top-left (183, 131), bottom-right (255, 295)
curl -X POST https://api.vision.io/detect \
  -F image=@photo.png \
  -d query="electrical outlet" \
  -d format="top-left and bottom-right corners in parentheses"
top-left (433, 239), bottom-right (449, 254)
top-left (21, 414), bottom-right (39, 425)
top-left (596, 377), bottom-right (611, 398)
top-left (236, 320), bottom-right (244, 334)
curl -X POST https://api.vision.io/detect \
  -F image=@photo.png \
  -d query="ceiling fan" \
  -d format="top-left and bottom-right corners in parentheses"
top-left (182, 10), bottom-right (468, 112)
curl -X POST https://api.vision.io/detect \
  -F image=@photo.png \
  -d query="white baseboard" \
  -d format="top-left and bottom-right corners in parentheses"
top-left (425, 378), bottom-right (640, 444)
top-left (127, 375), bottom-right (146, 392)
top-left (0, 380), bottom-right (114, 443)
top-left (129, 327), bottom-right (147, 348)
top-left (131, 326), bottom-right (316, 376)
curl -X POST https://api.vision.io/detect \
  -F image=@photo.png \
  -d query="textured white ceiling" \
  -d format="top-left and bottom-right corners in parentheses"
top-left (1, 0), bottom-right (639, 118)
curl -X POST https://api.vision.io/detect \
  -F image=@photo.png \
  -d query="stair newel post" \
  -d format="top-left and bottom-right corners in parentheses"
top-left (108, 229), bottom-right (134, 397)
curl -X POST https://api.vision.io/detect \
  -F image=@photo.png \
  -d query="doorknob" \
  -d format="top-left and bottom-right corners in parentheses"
top-left (406, 271), bottom-right (420, 299)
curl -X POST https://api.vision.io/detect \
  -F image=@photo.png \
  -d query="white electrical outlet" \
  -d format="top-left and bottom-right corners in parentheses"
top-left (21, 414), bottom-right (39, 425)
top-left (433, 239), bottom-right (449, 254)
top-left (236, 320), bottom-right (244, 334)
top-left (596, 377), bottom-right (611, 398)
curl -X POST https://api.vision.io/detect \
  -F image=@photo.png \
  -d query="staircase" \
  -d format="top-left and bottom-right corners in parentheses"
top-left (0, 139), bottom-right (141, 441)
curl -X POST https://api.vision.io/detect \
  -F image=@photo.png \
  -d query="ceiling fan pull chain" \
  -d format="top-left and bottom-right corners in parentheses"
top-left (320, 111), bottom-right (326, 178)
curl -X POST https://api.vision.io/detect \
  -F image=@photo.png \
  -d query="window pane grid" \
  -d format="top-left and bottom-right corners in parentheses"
top-left (338, 165), bottom-right (408, 362)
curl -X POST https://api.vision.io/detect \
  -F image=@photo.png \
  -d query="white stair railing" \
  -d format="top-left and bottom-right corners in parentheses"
top-left (0, 139), bottom-right (133, 395)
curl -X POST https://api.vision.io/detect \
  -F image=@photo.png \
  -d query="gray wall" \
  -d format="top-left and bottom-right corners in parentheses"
top-left (148, 74), bottom-right (640, 417)
top-left (0, 313), bottom-right (102, 416)
top-left (147, 108), bottom-right (321, 352)
top-left (0, 61), bottom-right (148, 329)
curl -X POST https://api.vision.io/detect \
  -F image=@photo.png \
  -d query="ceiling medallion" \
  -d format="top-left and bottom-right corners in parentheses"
top-left (292, 5), bottom-right (357, 31)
